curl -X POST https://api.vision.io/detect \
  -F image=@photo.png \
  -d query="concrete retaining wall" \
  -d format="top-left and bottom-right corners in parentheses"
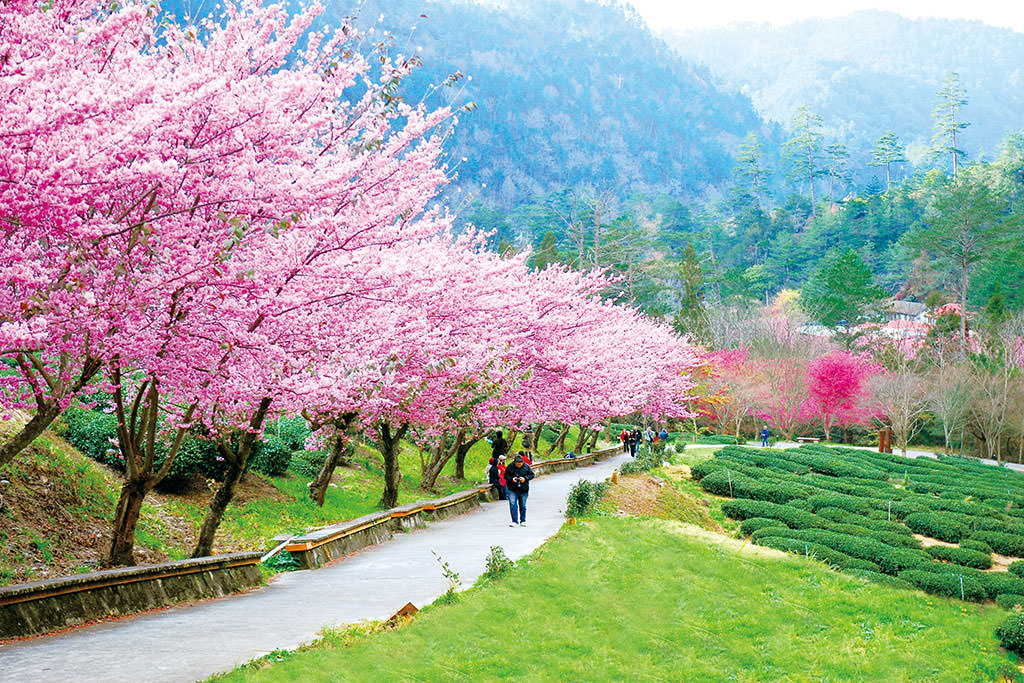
top-left (0, 552), bottom-right (262, 640)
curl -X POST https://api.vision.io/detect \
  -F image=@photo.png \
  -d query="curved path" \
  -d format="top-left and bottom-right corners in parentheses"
top-left (0, 452), bottom-right (630, 683)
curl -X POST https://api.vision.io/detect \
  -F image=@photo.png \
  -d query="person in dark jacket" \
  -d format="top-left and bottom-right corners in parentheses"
top-left (504, 453), bottom-right (534, 526)
top-left (490, 430), bottom-right (508, 460)
top-left (488, 457), bottom-right (507, 500)
top-left (628, 427), bottom-right (641, 457)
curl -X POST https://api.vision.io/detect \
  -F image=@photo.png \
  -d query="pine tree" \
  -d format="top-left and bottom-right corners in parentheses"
top-left (932, 72), bottom-right (970, 180)
top-left (869, 131), bottom-right (908, 191)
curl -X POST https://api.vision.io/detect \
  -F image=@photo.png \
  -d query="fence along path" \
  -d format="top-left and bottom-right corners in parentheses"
top-left (0, 450), bottom-right (629, 683)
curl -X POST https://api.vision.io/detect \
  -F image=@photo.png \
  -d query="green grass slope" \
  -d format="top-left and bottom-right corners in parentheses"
top-left (218, 517), bottom-right (1020, 682)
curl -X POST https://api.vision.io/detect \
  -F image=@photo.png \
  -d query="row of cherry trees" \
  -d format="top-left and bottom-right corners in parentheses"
top-left (0, 0), bottom-right (701, 565)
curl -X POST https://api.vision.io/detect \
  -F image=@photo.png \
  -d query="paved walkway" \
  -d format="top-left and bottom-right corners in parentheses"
top-left (0, 453), bottom-right (630, 683)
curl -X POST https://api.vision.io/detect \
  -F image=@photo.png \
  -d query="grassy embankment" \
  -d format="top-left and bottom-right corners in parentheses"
top-left (215, 511), bottom-right (1020, 681)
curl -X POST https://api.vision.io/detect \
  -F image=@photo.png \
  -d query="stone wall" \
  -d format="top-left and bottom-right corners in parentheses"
top-left (0, 552), bottom-right (262, 640)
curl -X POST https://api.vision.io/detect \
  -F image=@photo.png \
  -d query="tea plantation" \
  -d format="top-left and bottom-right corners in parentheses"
top-left (695, 444), bottom-right (1024, 653)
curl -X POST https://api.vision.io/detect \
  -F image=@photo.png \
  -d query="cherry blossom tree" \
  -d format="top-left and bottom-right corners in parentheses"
top-left (804, 351), bottom-right (881, 442)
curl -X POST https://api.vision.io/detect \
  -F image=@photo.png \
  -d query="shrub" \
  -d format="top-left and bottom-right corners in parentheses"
top-left (903, 513), bottom-right (970, 543)
top-left (698, 469), bottom-right (809, 504)
top-left (925, 545), bottom-right (993, 570)
top-left (981, 573), bottom-right (1024, 600)
top-left (753, 536), bottom-right (880, 573)
top-left (290, 450), bottom-right (328, 478)
top-left (483, 545), bottom-right (514, 579)
top-left (996, 612), bottom-right (1024, 656)
top-left (996, 594), bottom-right (1024, 610)
top-left (843, 569), bottom-right (915, 591)
top-left (720, 499), bottom-right (826, 529)
top-left (1009, 561), bottom-right (1024, 578)
top-left (61, 408), bottom-right (121, 468)
top-left (807, 494), bottom-right (871, 515)
top-left (620, 448), bottom-right (663, 474)
top-left (740, 517), bottom-right (787, 535)
top-left (262, 551), bottom-right (301, 572)
top-left (970, 531), bottom-right (1024, 557)
top-left (251, 434), bottom-right (292, 477)
top-left (565, 479), bottom-right (607, 518)
top-left (897, 570), bottom-right (988, 602)
top-left (751, 527), bottom-right (930, 575)
top-left (157, 434), bottom-right (227, 493)
top-left (960, 539), bottom-right (994, 555)
top-left (272, 416), bottom-right (312, 452)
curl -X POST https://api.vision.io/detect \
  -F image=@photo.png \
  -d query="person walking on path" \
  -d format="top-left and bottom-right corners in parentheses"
top-left (488, 456), bottom-right (507, 500)
top-left (505, 453), bottom-right (534, 526)
top-left (659, 427), bottom-right (669, 443)
top-left (489, 430), bottom-right (508, 460)
top-left (643, 426), bottom-right (655, 452)
top-left (619, 427), bottom-right (629, 453)
top-left (629, 427), bottom-right (641, 457)
top-left (760, 424), bottom-right (770, 448)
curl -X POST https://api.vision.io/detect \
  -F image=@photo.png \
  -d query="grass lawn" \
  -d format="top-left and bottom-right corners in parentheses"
top-left (216, 516), bottom-right (1020, 682)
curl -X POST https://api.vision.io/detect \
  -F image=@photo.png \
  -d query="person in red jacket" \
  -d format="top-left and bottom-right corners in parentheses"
top-left (619, 427), bottom-right (629, 453)
top-left (504, 454), bottom-right (534, 527)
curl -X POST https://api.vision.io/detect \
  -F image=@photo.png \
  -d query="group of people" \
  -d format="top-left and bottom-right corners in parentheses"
top-left (486, 430), bottom-right (535, 527)
top-left (618, 425), bottom-right (669, 457)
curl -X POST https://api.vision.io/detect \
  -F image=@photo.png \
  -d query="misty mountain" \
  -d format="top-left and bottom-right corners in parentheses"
top-left (663, 10), bottom-right (1024, 173)
top-left (162, 0), bottom-right (776, 209)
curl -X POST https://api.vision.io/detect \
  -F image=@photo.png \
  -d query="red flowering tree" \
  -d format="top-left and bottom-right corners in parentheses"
top-left (804, 351), bottom-right (881, 442)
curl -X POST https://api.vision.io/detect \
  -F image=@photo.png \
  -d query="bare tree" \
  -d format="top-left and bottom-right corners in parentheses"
top-left (925, 363), bottom-right (972, 454)
top-left (872, 367), bottom-right (928, 457)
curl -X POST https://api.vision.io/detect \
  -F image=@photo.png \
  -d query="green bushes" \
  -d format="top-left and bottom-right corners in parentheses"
top-left (750, 527), bottom-right (930, 575)
top-left (61, 407), bottom-right (121, 468)
top-left (620, 447), bottom-right (664, 474)
top-left (720, 499), bottom-right (826, 529)
top-left (996, 612), bottom-right (1024, 656)
top-left (251, 434), bottom-right (292, 476)
top-left (565, 479), bottom-right (607, 518)
top-left (925, 545), bottom-right (993, 570)
top-left (289, 450), bottom-right (328, 478)
top-left (960, 539), bottom-right (994, 555)
top-left (698, 469), bottom-right (809, 504)
top-left (740, 517), bottom-right (787, 535)
top-left (903, 513), bottom-right (970, 543)
top-left (996, 594), bottom-right (1024, 610)
top-left (970, 531), bottom-right (1024, 557)
top-left (753, 535), bottom-right (880, 573)
top-left (897, 570), bottom-right (988, 602)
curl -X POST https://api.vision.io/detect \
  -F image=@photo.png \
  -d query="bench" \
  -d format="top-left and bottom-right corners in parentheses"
top-left (796, 437), bottom-right (821, 443)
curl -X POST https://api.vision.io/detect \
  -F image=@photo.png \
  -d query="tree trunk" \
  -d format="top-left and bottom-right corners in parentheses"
top-left (586, 427), bottom-right (599, 451)
top-left (420, 429), bottom-right (466, 491)
top-left (377, 421), bottom-right (408, 509)
top-left (548, 424), bottom-right (570, 455)
top-left (453, 432), bottom-right (483, 480)
top-left (572, 425), bottom-right (588, 454)
top-left (108, 479), bottom-right (151, 566)
top-left (192, 397), bottom-right (272, 558)
top-left (0, 405), bottom-right (61, 470)
top-left (308, 412), bottom-right (358, 506)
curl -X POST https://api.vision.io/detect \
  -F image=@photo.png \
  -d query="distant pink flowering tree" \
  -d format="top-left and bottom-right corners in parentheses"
top-left (804, 351), bottom-right (881, 442)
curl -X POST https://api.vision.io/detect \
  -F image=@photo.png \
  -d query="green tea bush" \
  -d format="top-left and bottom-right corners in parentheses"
top-left (982, 573), bottom-right (1024, 600)
top-left (754, 535), bottom-right (880, 573)
top-left (843, 569), bottom-right (915, 591)
top-left (1009, 561), bottom-right (1024, 578)
top-left (698, 469), bottom-right (809, 504)
top-left (995, 594), bottom-right (1024, 610)
top-left (996, 611), bottom-right (1024, 655)
top-left (565, 479), bottom-right (607, 518)
top-left (925, 545), bottom-right (993, 570)
top-left (970, 531), bottom-right (1024, 557)
top-left (897, 570), bottom-right (988, 602)
top-left (807, 494), bottom-right (871, 515)
top-left (739, 517), bottom-right (787, 535)
top-left (720, 499), bottom-right (826, 529)
top-left (251, 434), bottom-right (292, 476)
top-left (903, 513), bottom-right (970, 543)
top-left (960, 539), bottom-right (994, 555)
top-left (620, 447), bottom-right (663, 474)
top-left (751, 527), bottom-right (930, 575)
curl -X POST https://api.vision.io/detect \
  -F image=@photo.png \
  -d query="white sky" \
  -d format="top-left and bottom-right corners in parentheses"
top-left (628, 0), bottom-right (1024, 33)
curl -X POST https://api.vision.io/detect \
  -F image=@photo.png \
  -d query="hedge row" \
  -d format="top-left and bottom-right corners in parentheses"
top-left (897, 570), bottom-right (988, 602)
top-left (903, 513), bottom-right (971, 543)
top-left (970, 531), bottom-right (1024, 557)
top-left (924, 545), bottom-right (993, 570)
top-left (754, 535), bottom-right (881, 573)
top-left (749, 527), bottom-right (930, 575)
top-left (720, 499), bottom-right (826, 529)
top-left (739, 517), bottom-right (787, 535)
